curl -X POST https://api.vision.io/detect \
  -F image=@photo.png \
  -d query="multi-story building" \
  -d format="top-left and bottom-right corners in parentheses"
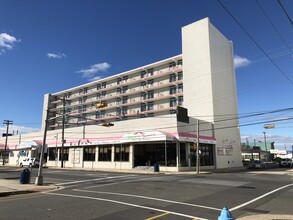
top-left (4, 18), bottom-right (242, 171)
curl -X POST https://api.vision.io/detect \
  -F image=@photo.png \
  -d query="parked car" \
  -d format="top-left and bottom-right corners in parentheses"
top-left (19, 158), bottom-right (39, 168)
top-left (248, 160), bottom-right (267, 169)
top-left (279, 158), bottom-right (292, 167)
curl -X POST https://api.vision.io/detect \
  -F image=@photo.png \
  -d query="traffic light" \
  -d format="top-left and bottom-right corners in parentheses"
top-left (96, 102), bottom-right (107, 108)
top-left (2, 133), bottom-right (12, 137)
top-left (101, 122), bottom-right (114, 127)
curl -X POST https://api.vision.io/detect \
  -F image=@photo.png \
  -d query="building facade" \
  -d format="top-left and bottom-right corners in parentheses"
top-left (3, 18), bottom-right (243, 171)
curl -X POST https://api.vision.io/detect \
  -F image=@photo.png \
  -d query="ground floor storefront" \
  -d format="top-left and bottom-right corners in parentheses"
top-left (7, 130), bottom-right (216, 172)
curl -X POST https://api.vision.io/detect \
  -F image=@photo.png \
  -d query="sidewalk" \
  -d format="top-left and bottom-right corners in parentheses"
top-left (0, 178), bottom-right (58, 197)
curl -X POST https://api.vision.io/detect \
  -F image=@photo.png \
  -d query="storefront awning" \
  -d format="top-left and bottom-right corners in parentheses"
top-left (19, 140), bottom-right (42, 150)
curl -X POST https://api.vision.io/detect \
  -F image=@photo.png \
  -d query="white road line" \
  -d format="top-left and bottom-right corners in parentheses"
top-left (55, 175), bottom-right (137, 186)
top-left (230, 183), bottom-right (293, 211)
top-left (44, 192), bottom-right (208, 220)
top-left (73, 189), bottom-right (222, 211)
top-left (83, 176), bottom-right (168, 189)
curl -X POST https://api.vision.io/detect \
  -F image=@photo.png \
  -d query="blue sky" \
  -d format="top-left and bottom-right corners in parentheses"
top-left (0, 0), bottom-right (292, 150)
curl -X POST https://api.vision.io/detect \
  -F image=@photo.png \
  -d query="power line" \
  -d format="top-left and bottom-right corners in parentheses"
top-left (217, 0), bottom-right (293, 86)
top-left (277, 0), bottom-right (293, 27)
top-left (256, 0), bottom-right (292, 52)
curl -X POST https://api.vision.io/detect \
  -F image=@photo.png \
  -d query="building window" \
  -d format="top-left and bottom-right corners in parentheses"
top-left (178, 84), bottom-right (183, 93)
top-left (82, 96), bottom-right (87, 103)
top-left (169, 86), bottom-right (176, 95)
top-left (141, 81), bottom-right (146, 88)
top-left (147, 79), bottom-right (154, 87)
top-left (178, 96), bottom-right (183, 106)
top-left (82, 105), bottom-right (87, 112)
top-left (141, 103), bottom-right (146, 112)
top-left (81, 114), bottom-right (87, 121)
top-left (96, 93), bottom-right (101, 100)
top-left (141, 92), bottom-right (146, 100)
top-left (101, 92), bottom-right (106, 98)
top-left (147, 69), bottom-right (154, 76)
top-left (83, 87), bottom-right (88, 94)
top-left (177, 59), bottom-right (182, 66)
top-left (116, 108), bottom-right (121, 116)
top-left (97, 84), bottom-right (101, 90)
top-left (122, 96), bottom-right (128, 104)
top-left (98, 145), bottom-right (112, 161)
top-left (141, 71), bottom-right (146, 78)
top-left (117, 78), bottom-right (122, 85)
top-left (147, 90), bottom-right (154, 99)
top-left (83, 146), bottom-right (95, 161)
top-left (116, 97), bottom-right (121, 105)
top-left (169, 62), bottom-right (176, 69)
top-left (114, 145), bottom-right (130, 161)
top-left (48, 148), bottom-right (57, 161)
top-left (65, 92), bottom-right (72, 98)
top-left (65, 100), bottom-right (71, 106)
top-left (117, 88), bottom-right (122, 94)
top-left (96, 111), bottom-right (101, 119)
top-left (79, 89), bottom-right (83, 95)
top-left (59, 148), bottom-right (69, 161)
top-left (169, 74), bottom-right (176, 82)
top-left (101, 110), bottom-right (106, 118)
top-left (122, 86), bottom-right (128, 94)
top-left (123, 75), bottom-right (128, 82)
top-left (101, 82), bottom-right (107, 89)
top-left (78, 106), bottom-right (82, 113)
top-left (122, 107), bottom-right (128, 115)
top-left (79, 98), bottom-right (83, 104)
top-left (170, 98), bottom-right (177, 107)
top-left (178, 72), bottom-right (183, 80)
top-left (147, 102), bottom-right (154, 111)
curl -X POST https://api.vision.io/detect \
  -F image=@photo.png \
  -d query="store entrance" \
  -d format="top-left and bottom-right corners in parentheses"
top-left (133, 143), bottom-right (176, 167)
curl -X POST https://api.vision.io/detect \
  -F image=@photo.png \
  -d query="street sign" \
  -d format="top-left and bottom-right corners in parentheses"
top-left (264, 124), bottom-right (275, 129)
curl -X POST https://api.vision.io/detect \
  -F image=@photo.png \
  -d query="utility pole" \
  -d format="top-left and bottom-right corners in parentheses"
top-left (263, 132), bottom-right (267, 161)
top-left (196, 119), bottom-right (200, 174)
top-left (61, 96), bottom-right (66, 168)
top-left (2, 120), bottom-right (13, 165)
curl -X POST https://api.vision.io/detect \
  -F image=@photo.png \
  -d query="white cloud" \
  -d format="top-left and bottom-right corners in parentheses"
top-left (77, 62), bottom-right (111, 81)
top-left (0, 125), bottom-right (40, 135)
top-left (234, 55), bottom-right (251, 68)
top-left (47, 52), bottom-right (66, 59)
top-left (0, 33), bottom-right (20, 55)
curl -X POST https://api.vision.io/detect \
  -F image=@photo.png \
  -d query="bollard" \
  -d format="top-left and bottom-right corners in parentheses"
top-left (218, 207), bottom-right (235, 220)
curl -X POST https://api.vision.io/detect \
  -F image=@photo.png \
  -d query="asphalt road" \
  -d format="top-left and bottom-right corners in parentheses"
top-left (0, 167), bottom-right (292, 220)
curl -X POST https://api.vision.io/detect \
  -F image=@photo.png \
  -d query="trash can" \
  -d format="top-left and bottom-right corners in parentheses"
top-left (20, 168), bottom-right (30, 184)
top-left (154, 163), bottom-right (159, 172)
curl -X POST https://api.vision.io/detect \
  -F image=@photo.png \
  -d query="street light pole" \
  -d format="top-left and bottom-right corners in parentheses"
top-left (35, 109), bottom-right (49, 185)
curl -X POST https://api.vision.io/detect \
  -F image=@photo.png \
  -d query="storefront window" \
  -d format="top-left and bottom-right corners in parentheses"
top-left (114, 144), bottom-right (130, 161)
top-left (48, 148), bottom-right (57, 161)
top-left (59, 148), bottom-right (69, 161)
top-left (83, 146), bottom-right (96, 161)
top-left (98, 145), bottom-right (112, 161)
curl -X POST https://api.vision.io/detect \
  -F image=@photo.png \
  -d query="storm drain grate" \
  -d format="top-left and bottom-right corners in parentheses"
top-left (242, 208), bottom-right (269, 214)
top-left (237, 186), bottom-right (255, 189)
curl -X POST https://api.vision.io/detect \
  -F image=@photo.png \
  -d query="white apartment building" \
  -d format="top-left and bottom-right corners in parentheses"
top-left (4, 18), bottom-right (242, 171)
